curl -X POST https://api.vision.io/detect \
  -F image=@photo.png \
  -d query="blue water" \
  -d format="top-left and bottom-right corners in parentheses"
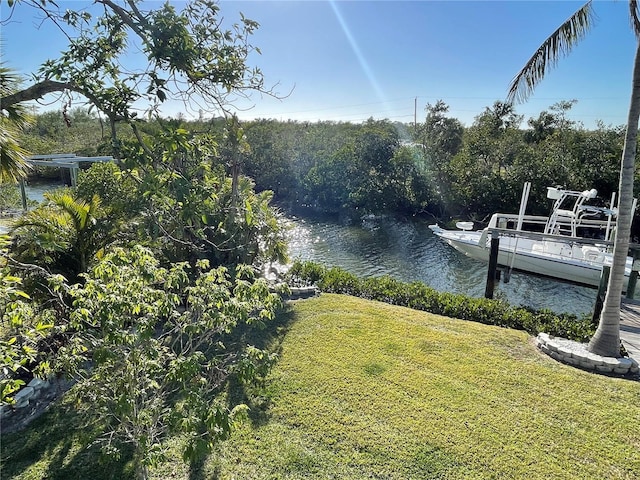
top-left (284, 213), bottom-right (595, 317)
top-left (4, 182), bottom-right (596, 316)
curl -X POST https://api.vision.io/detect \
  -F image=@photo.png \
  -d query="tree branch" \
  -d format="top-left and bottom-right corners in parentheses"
top-left (1, 79), bottom-right (73, 108)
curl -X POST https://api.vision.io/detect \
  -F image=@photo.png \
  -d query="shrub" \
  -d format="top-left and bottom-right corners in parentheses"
top-left (286, 261), bottom-right (594, 342)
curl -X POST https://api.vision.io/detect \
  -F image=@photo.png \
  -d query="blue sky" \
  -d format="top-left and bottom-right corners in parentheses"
top-left (1, 1), bottom-right (637, 128)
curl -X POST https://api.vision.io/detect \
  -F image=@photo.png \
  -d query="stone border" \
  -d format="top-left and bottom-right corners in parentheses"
top-left (286, 286), bottom-right (320, 300)
top-left (536, 333), bottom-right (640, 377)
top-left (1, 376), bottom-right (74, 433)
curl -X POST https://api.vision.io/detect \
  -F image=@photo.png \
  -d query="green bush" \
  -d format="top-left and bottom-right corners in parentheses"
top-left (286, 261), bottom-right (594, 342)
top-left (0, 182), bottom-right (22, 214)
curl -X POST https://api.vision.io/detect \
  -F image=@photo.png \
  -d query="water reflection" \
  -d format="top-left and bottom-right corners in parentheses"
top-left (6, 183), bottom-right (596, 316)
top-left (285, 213), bottom-right (595, 317)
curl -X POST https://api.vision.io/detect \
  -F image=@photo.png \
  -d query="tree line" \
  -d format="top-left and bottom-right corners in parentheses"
top-left (17, 99), bottom-right (633, 229)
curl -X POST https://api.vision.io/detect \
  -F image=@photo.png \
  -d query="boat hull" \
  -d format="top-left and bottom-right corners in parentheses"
top-left (429, 226), bottom-right (630, 289)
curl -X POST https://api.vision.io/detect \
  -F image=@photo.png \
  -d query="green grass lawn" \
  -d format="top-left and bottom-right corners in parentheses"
top-left (3, 293), bottom-right (639, 479)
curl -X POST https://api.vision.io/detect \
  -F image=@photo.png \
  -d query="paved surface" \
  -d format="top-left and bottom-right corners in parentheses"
top-left (620, 298), bottom-right (640, 363)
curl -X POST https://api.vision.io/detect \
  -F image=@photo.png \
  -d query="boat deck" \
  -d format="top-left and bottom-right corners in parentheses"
top-left (620, 298), bottom-right (640, 363)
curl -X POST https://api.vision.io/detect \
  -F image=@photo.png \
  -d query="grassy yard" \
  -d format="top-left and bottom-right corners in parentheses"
top-left (2, 293), bottom-right (639, 479)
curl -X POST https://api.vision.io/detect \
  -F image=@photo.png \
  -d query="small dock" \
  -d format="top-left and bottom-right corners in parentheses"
top-left (620, 298), bottom-right (640, 362)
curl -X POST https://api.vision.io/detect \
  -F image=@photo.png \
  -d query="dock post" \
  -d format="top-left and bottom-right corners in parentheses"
top-left (19, 179), bottom-right (27, 211)
top-left (625, 249), bottom-right (640, 299)
top-left (592, 265), bottom-right (611, 323)
top-left (484, 230), bottom-right (500, 299)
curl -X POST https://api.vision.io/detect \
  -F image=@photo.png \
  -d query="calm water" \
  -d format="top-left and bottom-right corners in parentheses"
top-left (0, 182), bottom-right (64, 234)
top-left (284, 213), bottom-right (596, 317)
top-left (4, 183), bottom-right (596, 316)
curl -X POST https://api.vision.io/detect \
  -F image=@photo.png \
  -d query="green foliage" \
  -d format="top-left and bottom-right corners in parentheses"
top-left (416, 101), bottom-right (464, 210)
top-left (10, 189), bottom-right (112, 278)
top-left (17, 0), bottom-right (270, 144)
top-left (0, 181), bottom-right (22, 213)
top-left (19, 108), bottom-right (113, 157)
top-left (0, 65), bottom-right (31, 182)
top-left (75, 161), bottom-right (143, 222)
top-left (58, 246), bottom-right (282, 477)
top-left (287, 261), bottom-right (594, 342)
top-left (0, 235), bottom-right (57, 405)
top-left (125, 121), bottom-right (287, 270)
top-left (13, 101), bottom-right (633, 231)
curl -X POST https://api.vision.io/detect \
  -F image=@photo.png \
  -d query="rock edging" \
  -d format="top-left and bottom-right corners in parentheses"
top-left (270, 285), bottom-right (319, 300)
top-left (536, 333), bottom-right (639, 377)
top-left (1, 376), bottom-right (74, 433)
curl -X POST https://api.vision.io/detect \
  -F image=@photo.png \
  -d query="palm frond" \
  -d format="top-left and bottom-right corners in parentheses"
top-left (507, 1), bottom-right (595, 104)
top-left (0, 120), bottom-right (30, 182)
top-left (631, 0), bottom-right (640, 38)
top-left (45, 190), bottom-right (91, 231)
top-left (0, 64), bottom-right (32, 182)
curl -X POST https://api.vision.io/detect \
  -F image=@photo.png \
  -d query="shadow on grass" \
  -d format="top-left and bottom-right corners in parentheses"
top-left (2, 304), bottom-right (300, 480)
top-left (186, 305), bottom-right (299, 480)
top-left (225, 304), bottom-right (297, 426)
top-left (1, 401), bottom-right (135, 480)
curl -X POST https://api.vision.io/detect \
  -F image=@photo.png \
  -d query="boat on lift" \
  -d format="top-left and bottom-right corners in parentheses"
top-left (428, 183), bottom-right (634, 288)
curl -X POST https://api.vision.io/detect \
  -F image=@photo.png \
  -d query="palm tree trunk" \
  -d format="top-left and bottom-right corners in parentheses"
top-left (589, 40), bottom-right (640, 357)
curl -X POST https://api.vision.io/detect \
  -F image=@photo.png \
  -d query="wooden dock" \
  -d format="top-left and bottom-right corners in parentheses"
top-left (620, 299), bottom-right (640, 362)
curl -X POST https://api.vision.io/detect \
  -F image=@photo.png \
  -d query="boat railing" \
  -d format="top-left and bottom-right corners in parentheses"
top-left (488, 212), bottom-right (614, 239)
top-left (487, 227), bottom-right (614, 248)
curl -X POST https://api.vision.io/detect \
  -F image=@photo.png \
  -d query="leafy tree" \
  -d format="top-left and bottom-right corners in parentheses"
top-left (387, 145), bottom-right (432, 213)
top-left (303, 147), bottom-right (354, 213)
top-left (116, 120), bottom-right (287, 269)
top-left (449, 101), bottom-right (525, 219)
top-left (508, 0), bottom-right (640, 356)
top-left (348, 119), bottom-right (401, 212)
top-left (243, 119), bottom-right (297, 198)
top-left (416, 101), bottom-right (464, 216)
top-left (572, 123), bottom-right (625, 200)
top-left (59, 246), bottom-right (282, 479)
top-left (1, 0), bottom-right (276, 153)
top-left (75, 161), bottom-right (143, 223)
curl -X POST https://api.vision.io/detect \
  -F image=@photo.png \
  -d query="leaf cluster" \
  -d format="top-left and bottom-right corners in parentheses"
top-left (51, 246), bottom-right (283, 473)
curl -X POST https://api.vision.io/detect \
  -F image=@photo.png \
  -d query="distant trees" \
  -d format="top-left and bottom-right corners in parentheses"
top-left (414, 101), bottom-right (464, 215)
top-left (14, 102), bottom-right (632, 226)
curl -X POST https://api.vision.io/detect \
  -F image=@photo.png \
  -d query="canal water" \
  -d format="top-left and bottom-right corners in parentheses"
top-left (5, 182), bottom-right (596, 316)
top-left (283, 213), bottom-right (596, 317)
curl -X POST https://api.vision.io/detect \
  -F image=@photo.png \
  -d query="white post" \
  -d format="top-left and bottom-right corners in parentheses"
top-left (516, 182), bottom-right (531, 231)
top-left (605, 192), bottom-right (616, 242)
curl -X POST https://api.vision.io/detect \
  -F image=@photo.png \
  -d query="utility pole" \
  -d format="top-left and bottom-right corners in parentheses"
top-left (414, 97), bottom-right (417, 134)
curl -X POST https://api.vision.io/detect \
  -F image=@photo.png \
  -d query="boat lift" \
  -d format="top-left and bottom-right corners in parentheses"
top-left (19, 154), bottom-right (115, 210)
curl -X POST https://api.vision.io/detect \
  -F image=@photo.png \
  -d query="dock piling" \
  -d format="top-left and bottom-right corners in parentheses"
top-left (484, 230), bottom-right (500, 299)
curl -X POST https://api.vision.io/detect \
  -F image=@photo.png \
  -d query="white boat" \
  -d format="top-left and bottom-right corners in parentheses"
top-left (429, 183), bottom-right (634, 288)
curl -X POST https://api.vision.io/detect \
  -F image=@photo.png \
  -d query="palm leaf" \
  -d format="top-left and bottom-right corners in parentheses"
top-left (630, 0), bottom-right (640, 37)
top-left (507, 1), bottom-right (595, 104)
top-left (0, 65), bottom-right (32, 182)
top-left (0, 126), bottom-right (30, 182)
top-left (44, 190), bottom-right (100, 232)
